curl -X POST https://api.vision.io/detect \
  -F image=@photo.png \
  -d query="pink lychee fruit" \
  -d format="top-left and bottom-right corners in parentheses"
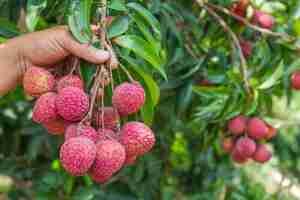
top-left (93, 107), bottom-right (120, 130)
top-left (112, 82), bottom-right (145, 116)
top-left (228, 115), bottom-right (247, 136)
top-left (65, 124), bottom-right (98, 143)
top-left (89, 139), bottom-right (126, 184)
top-left (252, 10), bottom-right (274, 29)
top-left (247, 117), bottom-right (269, 140)
top-left (252, 144), bottom-right (272, 163)
top-left (265, 125), bottom-right (277, 140)
top-left (23, 66), bottom-right (55, 97)
top-left (124, 154), bottom-right (137, 166)
top-left (56, 87), bottom-right (89, 122)
top-left (97, 128), bottom-right (118, 141)
top-left (120, 122), bottom-right (155, 158)
top-left (56, 75), bottom-right (84, 92)
top-left (222, 137), bottom-right (235, 153)
top-left (60, 137), bottom-right (96, 176)
top-left (32, 92), bottom-right (58, 124)
top-left (231, 148), bottom-right (248, 164)
top-left (291, 71), bottom-right (300, 90)
top-left (240, 39), bottom-right (252, 58)
top-left (43, 117), bottom-right (69, 135)
top-left (234, 137), bottom-right (256, 158)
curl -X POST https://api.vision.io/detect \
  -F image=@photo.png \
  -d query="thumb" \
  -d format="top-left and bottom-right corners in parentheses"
top-left (62, 31), bottom-right (111, 64)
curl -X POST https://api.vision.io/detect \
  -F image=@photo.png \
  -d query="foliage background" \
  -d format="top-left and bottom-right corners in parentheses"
top-left (0, 0), bottom-right (300, 199)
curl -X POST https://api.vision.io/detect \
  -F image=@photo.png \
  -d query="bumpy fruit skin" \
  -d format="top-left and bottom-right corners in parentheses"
top-left (120, 122), bottom-right (155, 158)
top-left (252, 10), bottom-right (274, 29)
top-left (23, 67), bottom-right (55, 97)
top-left (112, 82), bottom-right (145, 116)
top-left (33, 92), bottom-right (58, 124)
top-left (231, 148), bottom-right (248, 164)
top-left (228, 115), bottom-right (247, 136)
top-left (222, 137), bottom-right (235, 153)
top-left (291, 71), bottom-right (300, 90)
top-left (252, 144), bottom-right (272, 163)
top-left (43, 117), bottom-right (69, 135)
top-left (65, 124), bottom-right (98, 143)
top-left (97, 128), bottom-right (117, 141)
top-left (89, 140), bottom-right (126, 184)
top-left (265, 125), bottom-right (277, 140)
top-left (56, 87), bottom-right (89, 122)
top-left (60, 137), bottom-right (96, 176)
top-left (93, 107), bottom-right (120, 130)
top-left (247, 117), bottom-right (269, 140)
top-left (56, 75), bottom-right (84, 92)
top-left (235, 137), bottom-right (256, 158)
top-left (240, 40), bottom-right (252, 58)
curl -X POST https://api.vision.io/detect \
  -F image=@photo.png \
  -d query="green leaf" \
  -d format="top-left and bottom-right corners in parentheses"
top-left (109, 0), bottom-right (127, 11)
top-left (258, 61), bottom-right (284, 90)
top-left (68, 0), bottom-right (93, 44)
top-left (0, 18), bottom-right (19, 38)
top-left (114, 35), bottom-right (166, 79)
top-left (108, 16), bottom-right (129, 38)
top-left (26, 0), bottom-right (47, 32)
top-left (176, 81), bottom-right (193, 115)
top-left (127, 2), bottom-right (161, 40)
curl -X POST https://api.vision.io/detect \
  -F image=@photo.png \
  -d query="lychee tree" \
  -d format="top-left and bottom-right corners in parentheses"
top-left (0, 0), bottom-right (300, 199)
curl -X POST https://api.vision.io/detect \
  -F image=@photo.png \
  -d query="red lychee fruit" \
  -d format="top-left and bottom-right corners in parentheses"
top-left (23, 66), bottom-right (55, 97)
top-left (65, 124), bottom-right (99, 143)
top-left (228, 115), bottom-right (247, 136)
top-left (234, 137), bottom-right (256, 158)
top-left (89, 139), bottom-right (126, 184)
top-left (247, 117), bottom-right (269, 140)
top-left (231, 148), bottom-right (248, 164)
top-left (112, 82), bottom-right (145, 116)
top-left (265, 125), bottom-right (277, 140)
top-left (231, 0), bottom-right (249, 18)
top-left (240, 39), bottom-right (252, 58)
top-left (124, 154), bottom-right (137, 166)
top-left (97, 128), bottom-right (118, 141)
top-left (222, 137), bottom-right (235, 153)
top-left (56, 75), bottom-right (84, 92)
top-left (252, 10), bottom-right (274, 29)
top-left (56, 87), bottom-right (89, 122)
top-left (93, 107), bottom-right (120, 131)
top-left (252, 144), bottom-right (272, 164)
top-left (32, 92), bottom-right (58, 124)
top-left (43, 117), bottom-right (69, 135)
top-left (120, 122), bottom-right (155, 158)
top-left (60, 137), bottom-right (96, 176)
top-left (291, 71), bottom-right (300, 90)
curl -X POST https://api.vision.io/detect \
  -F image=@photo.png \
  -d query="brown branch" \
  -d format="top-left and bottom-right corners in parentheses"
top-left (195, 0), bottom-right (251, 94)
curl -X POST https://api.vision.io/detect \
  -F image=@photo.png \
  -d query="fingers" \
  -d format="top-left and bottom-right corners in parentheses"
top-left (61, 28), bottom-right (111, 64)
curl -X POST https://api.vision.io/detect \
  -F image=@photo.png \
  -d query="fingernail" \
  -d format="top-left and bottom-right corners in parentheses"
top-left (89, 46), bottom-right (111, 60)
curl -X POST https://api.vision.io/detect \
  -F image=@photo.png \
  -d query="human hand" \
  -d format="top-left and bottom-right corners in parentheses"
top-left (0, 26), bottom-right (110, 95)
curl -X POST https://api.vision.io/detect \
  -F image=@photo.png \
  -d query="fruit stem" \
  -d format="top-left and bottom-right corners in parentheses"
top-left (120, 64), bottom-right (135, 83)
top-left (198, 1), bottom-right (252, 95)
top-left (206, 3), bottom-right (296, 42)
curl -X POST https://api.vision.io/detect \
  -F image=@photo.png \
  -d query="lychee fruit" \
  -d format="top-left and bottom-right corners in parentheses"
top-left (23, 66), bottom-right (55, 97)
top-left (228, 115), bottom-right (247, 136)
top-left (97, 128), bottom-right (118, 141)
top-left (252, 144), bottom-right (272, 163)
top-left (112, 82), bottom-right (145, 116)
top-left (56, 87), bottom-right (89, 122)
top-left (265, 125), bottom-right (277, 140)
top-left (56, 75), bottom-right (84, 92)
top-left (234, 137), bottom-right (256, 158)
top-left (252, 10), bottom-right (274, 29)
top-left (240, 39), bottom-right (252, 58)
top-left (32, 92), bottom-right (58, 124)
top-left (231, 0), bottom-right (249, 18)
top-left (120, 122), bottom-right (155, 158)
top-left (43, 117), bottom-right (69, 135)
top-left (291, 71), bottom-right (300, 90)
top-left (65, 124), bottom-right (99, 143)
top-left (247, 117), bottom-right (269, 140)
top-left (89, 139), bottom-right (126, 184)
top-left (124, 154), bottom-right (137, 166)
top-left (93, 107), bottom-right (120, 130)
top-left (231, 148), bottom-right (248, 164)
top-left (222, 137), bottom-right (235, 153)
top-left (60, 137), bottom-right (96, 176)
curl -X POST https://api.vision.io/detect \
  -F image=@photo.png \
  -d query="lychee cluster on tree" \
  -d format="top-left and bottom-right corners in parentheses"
top-left (222, 115), bottom-right (276, 164)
